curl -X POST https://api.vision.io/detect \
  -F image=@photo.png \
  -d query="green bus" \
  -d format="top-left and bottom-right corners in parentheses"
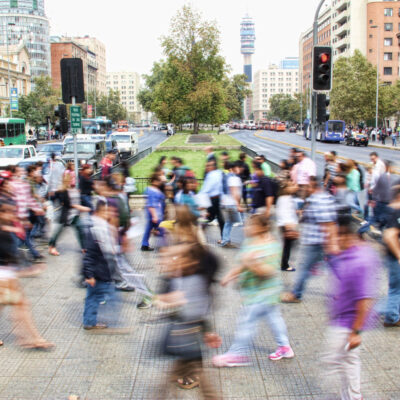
top-left (0, 118), bottom-right (26, 145)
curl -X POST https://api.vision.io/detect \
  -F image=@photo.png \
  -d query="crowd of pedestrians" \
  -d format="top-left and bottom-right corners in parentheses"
top-left (0, 143), bottom-right (399, 400)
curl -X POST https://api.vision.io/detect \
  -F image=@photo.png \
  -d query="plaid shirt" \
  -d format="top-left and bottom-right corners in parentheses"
top-left (11, 178), bottom-right (42, 221)
top-left (300, 191), bottom-right (337, 245)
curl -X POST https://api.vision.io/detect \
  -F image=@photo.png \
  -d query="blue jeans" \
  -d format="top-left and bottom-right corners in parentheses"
top-left (83, 281), bottom-right (117, 327)
top-left (31, 215), bottom-right (45, 237)
top-left (228, 303), bottom-right (289, 356)
top-left (221, 207), bottom-right (241, 245)
top-left (81, 194), bottom-right (93, 211)
top-left (292, 244), bottom-right (324, 299)
top-left (19, 228), bottom-right (40, 258)
top-left (141, 211), bottom-right (163, 247)
top-left (384, 256), bottom-right (400, 324)
top-left (346, 191), bottom-right (362, 214)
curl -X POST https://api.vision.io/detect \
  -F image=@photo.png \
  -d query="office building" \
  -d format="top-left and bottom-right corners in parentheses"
top-left (0, 0), bottom-right (50, 78)
top-left (253, 63), bottom-right (299, 121)
top-left (106, 71), bottom-right (141, 122)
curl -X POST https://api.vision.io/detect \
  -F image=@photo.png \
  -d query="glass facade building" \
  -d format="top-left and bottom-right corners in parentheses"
top-left (0, 0), bottom-right (50, 77)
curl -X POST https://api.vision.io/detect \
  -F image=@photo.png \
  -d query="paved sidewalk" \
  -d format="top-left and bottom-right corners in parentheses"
top-left (0, 222), bottom-right (399, 399)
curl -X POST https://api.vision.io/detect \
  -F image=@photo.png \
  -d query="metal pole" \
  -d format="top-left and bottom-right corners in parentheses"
top-left (375, 28), bottom-right (379, 131)
top-left (5, 23), bottom-right (12, 118)
top-left (300, 92), bottom-right (303, 134)
top-left (72, 96), bottom-right (79, 189)
top-left (311, 0), bottom-right (326, 161)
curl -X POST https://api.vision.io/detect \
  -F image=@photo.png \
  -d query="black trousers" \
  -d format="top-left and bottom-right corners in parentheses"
top-left (207, 196), bottom-right (225, 236)
top-left (280, 227), bottom-right (296, 270)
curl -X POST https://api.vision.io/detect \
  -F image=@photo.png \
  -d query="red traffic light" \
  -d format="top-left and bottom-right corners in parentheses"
top-left (320, 53), bottom-right (330, 63)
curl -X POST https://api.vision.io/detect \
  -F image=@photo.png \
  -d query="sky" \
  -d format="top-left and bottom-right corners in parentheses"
top-left (46, 0), bottom-right (330, 77)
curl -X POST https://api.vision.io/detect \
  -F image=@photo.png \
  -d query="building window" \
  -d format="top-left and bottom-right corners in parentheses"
top-left (384, 23), bottom-right (393, 31)
top-left (369, 34), bottom-right (373, 38)
top-left (369, 20), bottom-right (373, 24)
top-left (369, 49), bottom-right (373, 53)
top-left (10, 0), bottom-right (17, 7)
top-left (384, 8), bottom-right (393, 17)
top-left (383, 67), bottom-right (392, 75)
top-left (384, 52), bottom-right (393, 61)
top-left (384, 38), bottom-right (393, 46)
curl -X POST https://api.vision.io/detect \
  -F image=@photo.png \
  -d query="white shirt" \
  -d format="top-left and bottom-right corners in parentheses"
top-left (276, 195), bottom-right (298, 227)
top-left (371, 158), bottom-right (386, 189)
top-left (296, 157), bottom-right (316, 185)
top-left (222, 175), bottom-right (242, 207)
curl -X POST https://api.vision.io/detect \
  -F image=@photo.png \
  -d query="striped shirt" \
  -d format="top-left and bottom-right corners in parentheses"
top-left (11, 178), bottom-right (42, 221)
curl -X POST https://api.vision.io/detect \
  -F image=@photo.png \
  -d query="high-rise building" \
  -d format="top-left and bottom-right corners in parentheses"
top-left (240, 14), bottom-right (255, 120)
top-left (0, 0), bottom-right (50, 78)
top-left (253, 62), bottom-right (299, 121)
top-left (72, 36), bottom-right (107, 95)
top-left (106, 71), bottom-right (141, 122)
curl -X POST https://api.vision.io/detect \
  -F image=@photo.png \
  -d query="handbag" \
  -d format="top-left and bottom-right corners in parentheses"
top-left (163, 319), bottom-right (203, 360)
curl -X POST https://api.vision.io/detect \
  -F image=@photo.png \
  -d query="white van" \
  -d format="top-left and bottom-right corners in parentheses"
top-left (110, 132), bottom-right (138, 158)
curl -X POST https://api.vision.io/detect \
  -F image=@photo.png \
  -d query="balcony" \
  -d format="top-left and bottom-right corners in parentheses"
top-left (335, 9), bottom-right (349, 26)
top-left (335, 23), bottom-right (348, 38)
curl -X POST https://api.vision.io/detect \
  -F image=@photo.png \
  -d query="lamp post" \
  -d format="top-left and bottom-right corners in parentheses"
top-left (371, 25), bottom-right (380, 131)
top-left (5, 22), bottom-right (15, 118)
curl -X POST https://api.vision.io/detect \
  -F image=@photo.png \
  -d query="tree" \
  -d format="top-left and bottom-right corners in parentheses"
top-left (330, 50), bottom-right (376, 124)
top-left (16, 76), bottom-right (59, 128)
top-left (224, 74), bottom-right (252, 121)
top-left (87, 90), bottom-right (126, 123)
top-left (379, 82), bottom-right (400, 127)
top-left (138, 5), bottom-right (231, 133)
top-left (268, 93), bottom-right (303, 122)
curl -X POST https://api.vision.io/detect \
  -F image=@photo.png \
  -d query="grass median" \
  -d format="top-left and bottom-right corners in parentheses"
top-left (157, 133), bottom-right (241, 147)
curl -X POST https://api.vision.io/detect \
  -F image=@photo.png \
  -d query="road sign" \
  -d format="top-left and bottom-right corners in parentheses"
top-left (70, 105), bottom-right (82, 133)
top-left (87, 104), bottom-right (93, 118)
top-left (10, 88), bottom-right (18, 111)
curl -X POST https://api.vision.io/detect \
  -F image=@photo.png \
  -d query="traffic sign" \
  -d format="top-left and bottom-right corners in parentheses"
top-left (70, 105), bottom-right (82, 133)
top-left (10, 88), bottom-right (18, 111)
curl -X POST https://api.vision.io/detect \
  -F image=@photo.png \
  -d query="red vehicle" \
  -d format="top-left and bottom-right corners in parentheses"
top-left (276, 122), bottom-right (286, 132)
top-left (117, 120), bottom-right (129, 132)
top-left (270, 121), bottom-right (277, 131)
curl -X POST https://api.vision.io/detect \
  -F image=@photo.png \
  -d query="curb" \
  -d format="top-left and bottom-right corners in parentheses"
top-left (253, 132), bottom-right (400, 175)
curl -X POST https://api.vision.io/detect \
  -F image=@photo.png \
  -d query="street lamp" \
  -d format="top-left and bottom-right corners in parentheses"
top-left (5, 22), bottom-right (15, 118)
top-left (371, 25), bottom-right (380, 131)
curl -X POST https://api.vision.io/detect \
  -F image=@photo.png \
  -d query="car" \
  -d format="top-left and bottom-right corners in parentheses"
top-left (110, 132), bottom-right (138, 158)
top-left (61, 140), bottom-right (106, 171)
top-left (0, 145), bottom-right (37, 168)
top-left (289, 126), bottom-right (297, 133)
top-left (37, 143), bottom-right (64, 158)
top-left (158, 124), bottom-right (167, 131)
top-left (345, 133), bottom-right (369, 147)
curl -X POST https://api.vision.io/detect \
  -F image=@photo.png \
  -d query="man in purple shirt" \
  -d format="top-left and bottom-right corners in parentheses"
top-left (324, 215), bottom-right (379, 400)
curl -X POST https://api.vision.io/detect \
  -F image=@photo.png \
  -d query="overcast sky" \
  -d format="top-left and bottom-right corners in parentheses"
top-left (46, 0), bottom-right (329, 77)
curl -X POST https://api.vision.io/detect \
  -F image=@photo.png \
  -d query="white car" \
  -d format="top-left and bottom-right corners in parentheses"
top-left (0, 145), bottom-right (37, 168)
top-left (110, 132), bottom-right (138, 158)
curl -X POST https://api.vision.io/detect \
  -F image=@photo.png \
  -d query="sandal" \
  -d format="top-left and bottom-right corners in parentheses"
top-left (0, 340), bottom-right (3, 347)
top-left (176, 376), bottom-right (200, 390)
top-left (21, 339), bottom-right (55, 350)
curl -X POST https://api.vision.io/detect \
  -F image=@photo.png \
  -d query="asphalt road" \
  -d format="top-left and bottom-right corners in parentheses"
top-left (232, 129), bottom-right (399, 173)
top-left (137, 128), bottom-right (168, 152)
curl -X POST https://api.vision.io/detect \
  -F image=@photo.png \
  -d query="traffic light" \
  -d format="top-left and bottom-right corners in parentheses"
top-left (60, 119), bottom-right (69, 134)
top-left (316, 94), bottom-right (330, 123)
top-left (313, 46), bottom-right (332, 91)
top-left (59, 104), bottom-right (67, 119)
top-left (57, 104), bottom-right (69, 134)
top-left (60, 58), bottom-right (85, 104)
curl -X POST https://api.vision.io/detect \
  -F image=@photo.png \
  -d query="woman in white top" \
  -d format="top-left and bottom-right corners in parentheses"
top-left (276, 182), bottom-right (299, 271)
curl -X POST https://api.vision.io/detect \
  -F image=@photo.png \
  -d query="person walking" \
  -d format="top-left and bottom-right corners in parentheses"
top-left (199, 160), bottom-right (225, 240)
top-left (141, 173), bottom-right (165, 251)
top-left (391, 130), bottom-right (397, 147)
top-left (220, 161), bottom-right (243, 248)
top-left (100, 151), bottom-right (116, 179)
top-left (383, 186), bottom-right (400, 327)
top-left (345, 160), bottom-right (362, 216)
top-left (237, 152), bottom-right (251, 208)
top-left (282, 177), bottom-right (337, 303)
top-left (213, 214), bottom-right (294, 367)
top-left (323, 215), bottom-right (379, 400)
top-left (79, 164), bottom-right (94, 210)
top-left (293, 151), bottom-right (316, 199)
top-left (251, 163), bottom-right (275, 218)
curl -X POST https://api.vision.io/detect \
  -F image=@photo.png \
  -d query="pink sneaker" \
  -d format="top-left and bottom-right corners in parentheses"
top-left (212, 353), bottom-right (250, 367)
top-left (269, 346), bottom-right (294, 361)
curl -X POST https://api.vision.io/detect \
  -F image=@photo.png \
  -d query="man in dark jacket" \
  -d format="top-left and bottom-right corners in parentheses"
top-left (82, 201), bottom-right (119, 330)
top-left (237, 152), bottom-right (251, 208)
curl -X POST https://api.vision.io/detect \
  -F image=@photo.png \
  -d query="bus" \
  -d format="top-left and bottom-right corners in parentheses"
top-left (0, 118), bottom-right (26, 145)
top-left (117, 120), bottom-right (129, 132)
top-left (82, 118), bottom-right (112, 136)
top-left (317, 120), bottom-right (346, 142)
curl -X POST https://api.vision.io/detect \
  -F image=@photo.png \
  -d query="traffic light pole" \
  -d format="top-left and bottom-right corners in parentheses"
top-left (72, 96), bottom-right (79, 189)
top-left (311, 0), bottom-right (326, 162)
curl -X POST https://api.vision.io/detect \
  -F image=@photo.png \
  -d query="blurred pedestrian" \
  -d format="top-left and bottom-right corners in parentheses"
top-left (100, 151), bottom-right (116, 179)
top-left (237, 152), bottom-right (251, 208)
top-left (204, 146), bottom-right (216, 163)
top-left (213, 213), bottom-right (294, 367)
top-left (251, 163), bottom-right (275, 218)
top-left (324, 215), bottom-right (379, 400)
top-left (79, 164), bottom-right (94, 210)
top-left (293, 151), bottom-right (316, 199)
top-left (345, 160), bottom-right (362, 216)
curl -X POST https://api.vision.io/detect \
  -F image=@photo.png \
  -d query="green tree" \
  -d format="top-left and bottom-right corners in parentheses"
top-left (90, 90), bottom-right (126, 123)
top-left (379, 82), bottom-right (400, 127)
top-left (268, 93), bottom-right (303, 122)
top-left (330, 50), bottom-right (376, 124)
top-left (138, 5), bottom-right (231, 133)
top-left (16, 76), bottom-right (59, 128)
top-left (224, 74), bottom-right (252, 121)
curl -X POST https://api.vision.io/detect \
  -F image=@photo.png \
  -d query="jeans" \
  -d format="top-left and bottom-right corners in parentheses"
top-left (374, 201), bottom-right (390, 229)
top-left (292, 244), bottom-right (324, 299)
top-left (83, 281), bottom-right (118, 327)
top-left (323, 326), bottom-right (362, 400)
top-left (141, 211), bottom-right (164, 247)
top-left (31, 215), bottom-right (45, 238)
top-left (392, 137), bottom-right (397, 147)
top-left (81, 194), bottom-right (93, 211)
top-left (221, 206), bottom-right (241, 245)
top-left (48, 216), bottom-right (85, 249)
top-left (280, 228), bottom-right (297, 270)
top-left (384, 256), bottom-right (400, 324)
top-left (207, 196), bottom-right (225, 236)
top-left (345, 191), bottom-right (362, 214)
top-left (228, 303), bottom-right (289, 356)
top-left (19, 228), bottom-right (40, 258)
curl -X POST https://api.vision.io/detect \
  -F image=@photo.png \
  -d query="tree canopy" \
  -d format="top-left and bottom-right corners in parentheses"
top-left (138, 5), bottom-right (250, 133)
top-left (85, 89), bottom-right (127, 123)
top-left (268, 93), bottom-right (305, 122)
